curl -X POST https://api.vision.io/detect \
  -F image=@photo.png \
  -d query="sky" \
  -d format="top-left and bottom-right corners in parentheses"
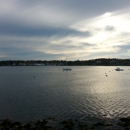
top-left (0, 0), bottom-right (130, 61)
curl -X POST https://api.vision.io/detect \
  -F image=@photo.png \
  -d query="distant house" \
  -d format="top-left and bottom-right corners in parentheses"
top-left (13, 63), bottom-right (16, 66)
top-left (34, 63), bottom-right (45, 66)
top-left (96, 60), bottom-right (101, 64)
top-left (18, 63), bottom-right (26, 66)
top-left (110, 60), bottom-right (116, 63)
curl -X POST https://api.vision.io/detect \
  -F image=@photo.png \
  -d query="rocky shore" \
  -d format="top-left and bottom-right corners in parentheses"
top-left (0, 117), bottom-right (130, 130)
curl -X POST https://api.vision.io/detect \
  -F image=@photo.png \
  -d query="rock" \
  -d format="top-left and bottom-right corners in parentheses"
top-left (104, 123), bottom-right (113, 126)
top-left (117, 121), bottom-right (130, 127)
top-left (120, 117), bottom-right (130, 123)
top-left (35, 119), bottom-right (48, 129)
top-left (11, 121), bottom-right (21, 127)
top-left (78, 124), bottom-right (88, 130)
top-left (63, 119), bottom-right (74, 129)
top-left (94, 122), bottom-right (105, 126)
top-left (60, 120), bottom-right (67, 124)
top-left (118, 117), bottom-right (130, 127)
top-left (24, 123), bottom-right (32, 129)
top-left (88, 124), bottom-right (95, 130)
top-left (2, 118), bottom-right (11, 127)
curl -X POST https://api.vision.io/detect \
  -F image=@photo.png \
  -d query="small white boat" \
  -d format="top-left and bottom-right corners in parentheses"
top-left (115, 67), bottom-right (124, 71)
top-left (63, 68), bottom-right (72, 71)
top-left (63, 57), bottom-right (72, 71)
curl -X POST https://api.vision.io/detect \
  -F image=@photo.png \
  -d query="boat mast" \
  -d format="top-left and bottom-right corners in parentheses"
top-left (66, 56), bottom-right (67, 68)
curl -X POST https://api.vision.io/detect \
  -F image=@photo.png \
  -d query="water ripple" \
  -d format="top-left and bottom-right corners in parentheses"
top-left (0, 66), bottom-right (130, 122)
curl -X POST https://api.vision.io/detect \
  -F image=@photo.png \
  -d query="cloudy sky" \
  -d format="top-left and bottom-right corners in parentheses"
top-left (0, 0), bottom-right (130, 60)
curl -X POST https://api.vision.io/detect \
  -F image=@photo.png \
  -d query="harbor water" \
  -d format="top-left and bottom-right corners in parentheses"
top-left (0, 66), bottom-right (130, 123)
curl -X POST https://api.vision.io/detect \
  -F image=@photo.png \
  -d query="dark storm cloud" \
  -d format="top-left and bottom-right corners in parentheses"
top-left (0, 20), bottom-right (91, 37)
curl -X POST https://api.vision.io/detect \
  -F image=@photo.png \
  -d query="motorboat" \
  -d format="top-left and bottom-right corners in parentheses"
top-left (115, 67), bottom-right (124, 71)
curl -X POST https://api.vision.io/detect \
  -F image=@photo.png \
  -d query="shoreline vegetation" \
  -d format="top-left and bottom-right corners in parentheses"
top-left (0, 117), bottom-right (130, 130)
top-left (0, 58), bottom-right (130, 66)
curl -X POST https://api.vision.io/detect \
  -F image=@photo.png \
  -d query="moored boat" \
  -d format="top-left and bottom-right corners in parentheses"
top-left (62, 57), bottom-right (72, 71)
top-left (115, 67), bottom-right (124, 71)
top-left (63, 68), bottom-right (72, 71)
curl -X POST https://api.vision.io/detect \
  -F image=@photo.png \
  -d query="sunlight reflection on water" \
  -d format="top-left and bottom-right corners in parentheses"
top-left (0, 66), bottom-right (130, 122)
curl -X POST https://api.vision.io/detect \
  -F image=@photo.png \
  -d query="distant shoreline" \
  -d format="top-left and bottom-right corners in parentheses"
top-left (0, 58), bottom-right (130, 66)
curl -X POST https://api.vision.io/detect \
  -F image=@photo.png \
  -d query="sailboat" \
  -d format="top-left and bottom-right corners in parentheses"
top-left (63, 57), bottom-right (72, 71)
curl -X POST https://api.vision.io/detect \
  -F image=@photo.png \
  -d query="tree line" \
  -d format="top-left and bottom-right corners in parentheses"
top-left (0, 58), bottom-right (130, 66)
